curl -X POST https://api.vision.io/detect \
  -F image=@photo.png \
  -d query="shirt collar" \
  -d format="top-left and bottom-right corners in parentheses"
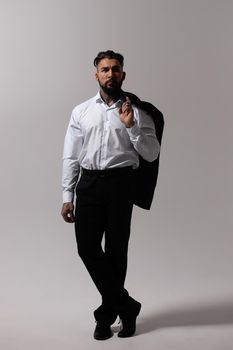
top-left (95, 91), bottom-right (124, 107)
top-left (95, 91), bottom-right (103, 103)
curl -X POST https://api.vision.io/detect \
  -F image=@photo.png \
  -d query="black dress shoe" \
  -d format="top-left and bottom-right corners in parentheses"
top-left (94, 323), bottom-right (113, 340)
top-left (118, 301), bottom-right (141, 338)
top-left (118, 319), bottom-right (137, 338)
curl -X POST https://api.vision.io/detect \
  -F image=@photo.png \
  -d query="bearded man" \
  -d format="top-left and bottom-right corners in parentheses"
top-left (61, 50), bottom-right (161, 340)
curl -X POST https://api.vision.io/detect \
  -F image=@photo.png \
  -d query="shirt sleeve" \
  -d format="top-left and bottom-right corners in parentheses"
top-left (62, 108), bottom-right (83, 203)
top-left (126, 106), bottom-right (160, 162)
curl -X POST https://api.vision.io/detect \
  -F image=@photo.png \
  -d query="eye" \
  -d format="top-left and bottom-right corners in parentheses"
top-left (113, 67), bottom-right (121, 73)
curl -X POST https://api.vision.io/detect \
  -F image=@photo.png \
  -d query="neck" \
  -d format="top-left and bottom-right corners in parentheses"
top-left (99, 89), bottom-right (123, 106)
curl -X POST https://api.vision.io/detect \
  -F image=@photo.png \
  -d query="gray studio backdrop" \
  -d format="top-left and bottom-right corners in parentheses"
top-left (0, 0), bottom-right (233, 348)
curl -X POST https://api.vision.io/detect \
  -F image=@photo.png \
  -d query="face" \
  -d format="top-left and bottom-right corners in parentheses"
top-left (95, 58), bottom-right (125, 95)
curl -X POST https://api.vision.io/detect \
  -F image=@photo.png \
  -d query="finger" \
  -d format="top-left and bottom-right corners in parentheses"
top-left (122, 104), bottom-right (130, 114)
top-left (69, 211), bottom-right (75, 221)
top-left (65, 217), bottom-right (74, 223)
top-left (123, 99), bottom-right (131, 107)
top-left (126, 96), bottom-right (131, 103)
top-left (123, 99), bottom-right (132, 110)
top-left (61, 209), bottom-right (75, 223)
top-left (63, 214), bottom-right (75, 223)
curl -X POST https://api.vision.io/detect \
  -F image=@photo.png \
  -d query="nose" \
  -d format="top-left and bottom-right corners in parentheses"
top-left (107, 69), bottom-right (114, 77)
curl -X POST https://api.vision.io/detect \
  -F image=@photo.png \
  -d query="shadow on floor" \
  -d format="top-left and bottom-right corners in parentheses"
top-left (137, 300), bottom-right (233, 335)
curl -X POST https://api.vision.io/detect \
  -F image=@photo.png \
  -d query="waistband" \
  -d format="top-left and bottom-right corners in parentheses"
top-left (82, 167), bottom-right (133, 177)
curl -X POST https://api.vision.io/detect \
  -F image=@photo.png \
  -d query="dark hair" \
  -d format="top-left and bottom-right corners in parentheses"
top-left (93, 50), bottom-right (124, 67)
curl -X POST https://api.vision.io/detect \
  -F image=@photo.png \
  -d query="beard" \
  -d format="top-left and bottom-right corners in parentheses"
top-left (97, 78), bottom-right (123, 96)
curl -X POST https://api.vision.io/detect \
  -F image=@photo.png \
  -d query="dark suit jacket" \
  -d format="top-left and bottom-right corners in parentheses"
top-left (123, 91), bottom-right (164, 210)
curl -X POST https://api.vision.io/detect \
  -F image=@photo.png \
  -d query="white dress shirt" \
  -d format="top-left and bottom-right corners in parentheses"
top-left (62, 92), bottom-right (160, 203)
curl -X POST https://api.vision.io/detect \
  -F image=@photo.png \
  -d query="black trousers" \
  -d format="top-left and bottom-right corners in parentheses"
top-left (74, 167), bottom-right (136, 324)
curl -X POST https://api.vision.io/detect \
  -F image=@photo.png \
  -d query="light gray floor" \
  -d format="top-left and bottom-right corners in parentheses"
top-left (2, 290), bottom-right (233, 350)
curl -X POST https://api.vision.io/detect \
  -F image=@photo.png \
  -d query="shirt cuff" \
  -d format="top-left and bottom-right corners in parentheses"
top-left (63, 190), bottom-right (74, 203)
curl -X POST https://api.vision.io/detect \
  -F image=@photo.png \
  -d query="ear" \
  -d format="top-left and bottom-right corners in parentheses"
top-left (122, 71), bottom-right (126, 81)
top-left (95, 72), bottom-right (99, 81)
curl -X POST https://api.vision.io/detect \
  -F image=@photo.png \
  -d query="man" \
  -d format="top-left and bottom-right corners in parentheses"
top-left (61, 50), bottom-right (161, 340)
